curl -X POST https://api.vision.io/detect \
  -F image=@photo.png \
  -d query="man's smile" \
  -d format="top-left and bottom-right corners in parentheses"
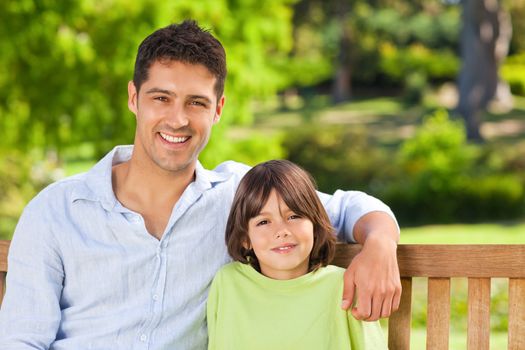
top-left (159, 132), bottom-right (190, 144)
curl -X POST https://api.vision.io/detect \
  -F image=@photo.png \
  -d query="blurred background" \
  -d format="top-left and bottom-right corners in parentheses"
top-left (0, 0), bottom-right (524, 347)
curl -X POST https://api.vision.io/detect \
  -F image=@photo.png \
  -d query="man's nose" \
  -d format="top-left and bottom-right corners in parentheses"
top-left (167, 103), bottom-right (189, 128)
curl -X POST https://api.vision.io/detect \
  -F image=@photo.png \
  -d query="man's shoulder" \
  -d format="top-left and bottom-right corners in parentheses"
top-left (25, 173), bottom-right (89, 211)
top-left (212, 160), bottom-right (251, 177)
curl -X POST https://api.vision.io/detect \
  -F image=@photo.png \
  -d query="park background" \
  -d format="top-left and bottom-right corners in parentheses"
top-left (0, 0), bottom-right (524, 348)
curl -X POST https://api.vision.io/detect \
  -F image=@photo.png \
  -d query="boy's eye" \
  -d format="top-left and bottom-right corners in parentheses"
top-left (256, 220), bottom-right (268, 226)
top-left (289, 214), bottom-right (301, 220)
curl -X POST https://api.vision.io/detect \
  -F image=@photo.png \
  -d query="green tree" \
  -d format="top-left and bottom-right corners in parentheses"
top-left (457, 0), bottom-right (512, 141)
top-left (0, 0), bottom-right (297, 158)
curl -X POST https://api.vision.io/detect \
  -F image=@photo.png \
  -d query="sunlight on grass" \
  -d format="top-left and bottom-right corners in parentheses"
top-left (387, 328), bottom-right (509, 350)
top-left (400, 221), bottom-right (525, 244)
top-left (333, 97), bottom-right (404, 114)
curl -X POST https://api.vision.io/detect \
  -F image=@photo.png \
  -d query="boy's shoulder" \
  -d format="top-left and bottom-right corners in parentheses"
top-left (315, 265), bottom-right (345, 279)
top-left (214, 261), bottom-right (246, 280)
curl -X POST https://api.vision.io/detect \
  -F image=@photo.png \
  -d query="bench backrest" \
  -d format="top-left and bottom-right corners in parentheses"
top-left (0, 241), bottom-right (523, 349)
top-left (332, 244), bottom-right (525, 350)
top-left (0, 240), bottom-right (7, 305)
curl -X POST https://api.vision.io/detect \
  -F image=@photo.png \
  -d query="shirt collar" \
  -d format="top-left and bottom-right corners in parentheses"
top-left (72, 145), bottom-right (231, 210)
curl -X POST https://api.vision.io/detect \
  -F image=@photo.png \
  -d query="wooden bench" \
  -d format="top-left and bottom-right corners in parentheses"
top-left (333, 244), bottom-right (525, 350)
top-left (0, 240), bottom-right (523, 349)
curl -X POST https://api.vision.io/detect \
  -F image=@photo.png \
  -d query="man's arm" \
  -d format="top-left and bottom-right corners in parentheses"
top-left (0, 199), bottom-right (63, 349)
top-left (318, 190), bottom-right (401, 321)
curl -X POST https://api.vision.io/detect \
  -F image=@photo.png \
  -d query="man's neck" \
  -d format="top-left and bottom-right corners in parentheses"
top-left (112, 155), bottom-right (196, 239)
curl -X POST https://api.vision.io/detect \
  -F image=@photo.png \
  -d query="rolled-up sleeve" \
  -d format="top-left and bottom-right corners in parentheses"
top-left (318, 190), bottom-right (398, 243)
top-left (0, 198), bottom-right (63, 349)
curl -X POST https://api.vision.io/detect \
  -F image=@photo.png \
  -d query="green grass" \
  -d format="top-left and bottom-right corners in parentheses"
top-left (384, 327), bottom-right (508, 350)
top-left (400, 221), bottom-right (525, 244)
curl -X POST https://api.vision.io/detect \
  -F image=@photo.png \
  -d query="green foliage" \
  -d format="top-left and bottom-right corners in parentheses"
top-left (398, 109), bottom-right (475, 187)
top-left (501, 54), bottom-right (525, 96)
top-left (281, 109), bottom-right (525, 225)
top-left (379, 43), bottom-right (460, 85)
top-left (384, 110), bottom-right (524, 223)
top-left (362, 5), bottom-right (460, 48)
top-left (283, 125), bottom-right (391, 193)
top-left (349, 3), bottom-right (460, 89)
top-left (0, 150), bottom-right (59, 239)
top-left (0, 0), bottom-right (298, 157)
top-left (200, 125), bottom-right (285, 168)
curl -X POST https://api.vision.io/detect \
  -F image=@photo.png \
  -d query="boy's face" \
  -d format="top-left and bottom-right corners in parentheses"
top-left (127, 60), bottom-right (224, 175)
top-left (246, 190), bottom-right (314, 280)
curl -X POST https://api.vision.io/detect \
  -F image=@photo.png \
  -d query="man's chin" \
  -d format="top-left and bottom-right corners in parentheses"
top-left (155, 158), bottom-right (196, 174)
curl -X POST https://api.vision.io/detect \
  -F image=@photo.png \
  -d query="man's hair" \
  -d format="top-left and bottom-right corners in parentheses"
top-left (133, 20), bottom-right (226, 100)
top-left (226, 160), bottom-right (336, 273)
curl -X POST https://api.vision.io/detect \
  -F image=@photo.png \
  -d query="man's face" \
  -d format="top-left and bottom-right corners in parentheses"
top-left (128, 60), bottom-right (224, 174)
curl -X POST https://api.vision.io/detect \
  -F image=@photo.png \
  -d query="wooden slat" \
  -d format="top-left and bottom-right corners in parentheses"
top-left (334, 244), bottom-right (525, 278)
top-left (0, 272), bottom-right (5, 306)
top-left (331, 243), bottom-right (362, 267)
top-left (426, 278), bottom-right (450, 350)
top-left (467, 278), bottom-right (490, 350)
top-left (0, 240), bottom-right (9, 273)
top-left (508, 278), bottom-right (525, 350)
top-left (388, 277), bottom-right (412, 350)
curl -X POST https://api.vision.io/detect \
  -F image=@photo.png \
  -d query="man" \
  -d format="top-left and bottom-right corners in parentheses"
top-left (0, 20), bottom-right (400, 349)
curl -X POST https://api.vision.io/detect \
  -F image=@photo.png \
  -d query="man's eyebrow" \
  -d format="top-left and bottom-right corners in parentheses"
top-left (145, 88), bottom-right (176, 96)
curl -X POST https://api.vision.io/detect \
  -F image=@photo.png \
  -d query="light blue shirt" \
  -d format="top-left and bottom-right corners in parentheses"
top-left (0, 145), bottom-right (396, 350)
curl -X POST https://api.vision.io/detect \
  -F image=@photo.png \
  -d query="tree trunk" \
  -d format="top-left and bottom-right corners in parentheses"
top-left (457, 0), bottom-right (512, 141)
top-left (332, 1), bottom-right (352, 103)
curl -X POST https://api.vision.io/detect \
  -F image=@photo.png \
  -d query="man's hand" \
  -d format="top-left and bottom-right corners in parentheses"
top-left (341, 212), bottom-right (401, 321)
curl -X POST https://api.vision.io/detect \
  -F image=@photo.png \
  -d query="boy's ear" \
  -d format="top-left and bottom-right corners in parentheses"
top-left (242, 239), bottom-right (251, 250)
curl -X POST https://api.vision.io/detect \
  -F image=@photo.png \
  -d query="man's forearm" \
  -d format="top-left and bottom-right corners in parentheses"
top-left (352, 211), bottom-right (399, 246)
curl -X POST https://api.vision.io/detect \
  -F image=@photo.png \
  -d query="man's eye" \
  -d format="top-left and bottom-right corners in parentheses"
top-left (190, 100), bottom-right (206, 107)
top-left (155, 96), bottom-right (168, 102)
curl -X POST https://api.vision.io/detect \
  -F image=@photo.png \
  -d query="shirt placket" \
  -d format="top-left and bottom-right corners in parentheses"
top-left (130, 219), bottom-right (168, 349)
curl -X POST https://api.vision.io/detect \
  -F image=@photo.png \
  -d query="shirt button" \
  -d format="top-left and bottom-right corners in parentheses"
top-left (152, 294), bottom-right (159, 301)
top-left (140, 334), bottom-right (147, 342)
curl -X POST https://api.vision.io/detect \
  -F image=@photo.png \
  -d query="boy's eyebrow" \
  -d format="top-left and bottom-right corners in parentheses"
top-left (252, 211), bottom-right (269, 218)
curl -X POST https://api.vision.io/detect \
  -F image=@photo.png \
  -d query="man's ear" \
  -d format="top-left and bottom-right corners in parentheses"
top-left (128, 81), bottom-right (138, 115)
top-left (213, 95), bottom-right (225, 124)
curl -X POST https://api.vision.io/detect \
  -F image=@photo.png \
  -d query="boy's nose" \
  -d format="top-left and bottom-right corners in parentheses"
top-left (274, 229), bottom-right (290, 239)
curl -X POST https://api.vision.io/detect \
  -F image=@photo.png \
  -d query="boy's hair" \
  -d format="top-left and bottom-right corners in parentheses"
top-left (133, 20), bottom-right (226, 100)
top-left (226, 160), bottom-right (336, 272)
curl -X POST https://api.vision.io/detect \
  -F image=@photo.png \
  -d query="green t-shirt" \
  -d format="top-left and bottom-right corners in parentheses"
top-left (207, 262), bottom-right (387, 350)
